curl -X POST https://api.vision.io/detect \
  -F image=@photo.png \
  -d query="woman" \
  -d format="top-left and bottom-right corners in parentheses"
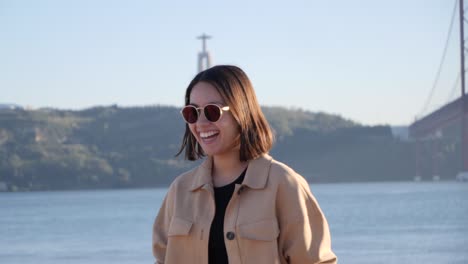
top-left (152, 65), bottom-right (337, 264)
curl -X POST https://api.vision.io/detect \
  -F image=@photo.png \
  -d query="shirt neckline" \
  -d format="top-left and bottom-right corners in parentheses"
top-left (214, 167), bottom-right (247, 190)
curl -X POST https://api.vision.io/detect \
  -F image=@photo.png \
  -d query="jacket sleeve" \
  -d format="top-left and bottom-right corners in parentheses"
top-left (277, 173), bottom-right (337, 264)
top-left (152, 191), bottom-right (173, 264)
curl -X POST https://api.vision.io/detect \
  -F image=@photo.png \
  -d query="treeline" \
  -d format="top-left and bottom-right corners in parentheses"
top-left (0, 105), bottom-right (458, 191)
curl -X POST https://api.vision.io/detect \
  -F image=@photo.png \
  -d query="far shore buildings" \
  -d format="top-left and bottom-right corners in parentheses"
top-left (0, 103), bottom-right (23, 110)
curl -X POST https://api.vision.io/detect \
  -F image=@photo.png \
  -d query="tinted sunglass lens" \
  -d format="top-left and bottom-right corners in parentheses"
top-left (182, 106), bottom-right (198, 123)
top-left (204, 105), bottom-right (221, 122)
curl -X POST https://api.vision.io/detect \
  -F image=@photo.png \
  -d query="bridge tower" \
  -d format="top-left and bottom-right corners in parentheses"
top-left (197, 33), bottom-right (212, 73)
top-left (410, 0), bottom-right (468, 181)
top-left (458, 0), bottom-right (468, 179)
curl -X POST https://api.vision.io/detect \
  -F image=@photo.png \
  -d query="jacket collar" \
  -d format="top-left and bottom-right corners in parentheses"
top-left (189, 154), bottom-right (273, 191)
top-left (189, 157), bottom-right (213, 191)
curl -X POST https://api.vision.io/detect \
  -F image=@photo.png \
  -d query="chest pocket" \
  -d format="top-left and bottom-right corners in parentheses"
top-left (238, 219), bottom-right (279, 241)
top-left (165, 217), bottom-right (198, 263)
top-left (168, 217), bottom-right (193, 237)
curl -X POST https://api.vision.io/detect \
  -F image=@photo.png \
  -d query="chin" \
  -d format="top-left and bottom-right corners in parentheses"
top-left (203, 150), bottom-right (218, 157)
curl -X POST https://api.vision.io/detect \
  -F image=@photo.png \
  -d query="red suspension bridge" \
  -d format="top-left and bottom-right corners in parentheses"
top-left (409, 0), bottom-right (468, 180)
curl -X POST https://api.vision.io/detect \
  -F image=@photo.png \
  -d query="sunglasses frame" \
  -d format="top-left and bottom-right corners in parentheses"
top-left (181, 104), bottom-right (230, 124)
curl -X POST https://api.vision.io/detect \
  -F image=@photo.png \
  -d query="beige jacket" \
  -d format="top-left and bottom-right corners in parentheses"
top-left (152, 154), bottom-right (337, 264)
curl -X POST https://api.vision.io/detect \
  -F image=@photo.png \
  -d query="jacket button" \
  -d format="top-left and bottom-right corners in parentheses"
top-left (226, 231), bottom-right (235, 240)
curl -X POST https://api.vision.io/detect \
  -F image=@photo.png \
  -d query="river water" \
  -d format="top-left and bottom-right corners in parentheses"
top-left (1, 181), bottom-right (467, 263)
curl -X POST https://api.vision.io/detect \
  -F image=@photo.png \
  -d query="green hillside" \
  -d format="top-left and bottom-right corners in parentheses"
top-left (0, 105), bottom-right (456, 191)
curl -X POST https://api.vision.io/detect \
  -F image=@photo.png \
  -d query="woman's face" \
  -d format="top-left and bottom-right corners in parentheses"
top-left (188, 81), bottom-right (240, 158)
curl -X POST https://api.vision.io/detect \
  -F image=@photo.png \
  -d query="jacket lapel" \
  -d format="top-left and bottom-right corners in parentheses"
top-left (243, 154), bottom-right (273, 190)
top-left (189, 157), bottom-right (213, 191)
top-left (189, 154), bottom-right (273, 191)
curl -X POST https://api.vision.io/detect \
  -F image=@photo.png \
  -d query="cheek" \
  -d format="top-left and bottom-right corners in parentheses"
top-left (222, 113), bottom-right (239, 128)
top-left (221, 117), bottom-right (241, 140)
top-left (227, 118), bottom-right (241, 135)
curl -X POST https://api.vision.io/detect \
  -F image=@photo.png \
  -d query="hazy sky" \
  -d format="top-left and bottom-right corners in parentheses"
top-left (0, 0), bottom-right (461, 125)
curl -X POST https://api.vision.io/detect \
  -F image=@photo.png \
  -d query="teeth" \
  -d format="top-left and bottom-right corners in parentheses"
top-left (200, 131), bottom-right (218, 138)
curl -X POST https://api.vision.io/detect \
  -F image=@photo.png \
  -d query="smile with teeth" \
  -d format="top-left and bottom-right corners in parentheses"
top-left (200, 131), bottom-right (219, 139)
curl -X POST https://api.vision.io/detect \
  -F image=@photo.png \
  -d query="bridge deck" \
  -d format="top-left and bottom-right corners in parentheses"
top-left (409, 97), bottom-right (467, 138)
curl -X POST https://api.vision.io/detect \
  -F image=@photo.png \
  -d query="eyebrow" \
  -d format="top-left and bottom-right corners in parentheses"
top-left (188, 102), bottom-right (225, 107)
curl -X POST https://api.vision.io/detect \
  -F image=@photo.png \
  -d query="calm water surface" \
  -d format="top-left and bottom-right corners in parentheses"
top-left (1, 181), bottom-right (467, 264)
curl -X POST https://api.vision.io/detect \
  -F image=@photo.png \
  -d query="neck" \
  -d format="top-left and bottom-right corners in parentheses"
top-left (211, 150), bottom-right (247, 187)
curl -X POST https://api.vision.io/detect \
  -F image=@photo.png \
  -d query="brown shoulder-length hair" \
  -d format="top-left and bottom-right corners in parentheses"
top-left (176, 65), bottom-right (274, 162)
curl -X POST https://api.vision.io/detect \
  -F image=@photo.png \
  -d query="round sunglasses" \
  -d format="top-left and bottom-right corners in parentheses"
top-left (181, 104), bottom-right (230, 124)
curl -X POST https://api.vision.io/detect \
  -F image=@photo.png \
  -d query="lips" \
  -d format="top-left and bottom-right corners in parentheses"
top-left (198, 130), bottom-right (219, 145)
top-left (200, 130), bottom-right (219, 139)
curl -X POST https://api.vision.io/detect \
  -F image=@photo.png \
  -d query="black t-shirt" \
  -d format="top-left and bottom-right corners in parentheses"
top-left (208, 168), bottom-right (246, 264)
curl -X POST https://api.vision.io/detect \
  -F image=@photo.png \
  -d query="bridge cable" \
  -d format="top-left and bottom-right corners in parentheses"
top-left (447, 71), bottom-right (461, 102)
top-left (418, 0), bottom-right (458, 118)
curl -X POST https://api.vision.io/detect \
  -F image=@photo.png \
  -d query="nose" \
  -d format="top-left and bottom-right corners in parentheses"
top-left (196, 109), bottom-right (210, 124)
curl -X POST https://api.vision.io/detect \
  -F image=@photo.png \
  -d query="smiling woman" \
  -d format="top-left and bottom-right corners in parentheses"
top-left (184, 82), bottom-right (240, 162)
top-left (152, 65), bottom-right (337, 264)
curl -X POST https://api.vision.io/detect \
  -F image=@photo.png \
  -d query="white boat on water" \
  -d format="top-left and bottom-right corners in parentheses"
top-left (456, 172), bottom-right (468, 182)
